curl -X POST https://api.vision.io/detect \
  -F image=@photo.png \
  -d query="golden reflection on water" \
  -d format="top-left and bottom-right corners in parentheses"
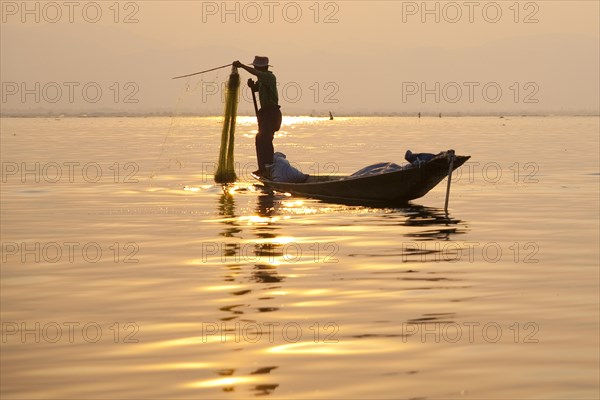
top-left (188, 376), bottom-right (256, 388)
top-left (139, 362), bottom-right (213, 371)
top-left (2, 116), bottom-right (599, 399)
top-left (238, 215), bottom-right (282, 224)
top-left (267, 339), bottom-right (406, 356)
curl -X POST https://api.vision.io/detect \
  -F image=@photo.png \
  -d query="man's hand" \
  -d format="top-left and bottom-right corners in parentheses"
top-left (247, 78), bottom-right (255, 89)
top-left (233, 60), bottom-right (243, 68)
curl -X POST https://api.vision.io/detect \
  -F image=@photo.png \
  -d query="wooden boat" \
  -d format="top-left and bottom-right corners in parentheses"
top-left (253, 150), bottom-right (470, 203)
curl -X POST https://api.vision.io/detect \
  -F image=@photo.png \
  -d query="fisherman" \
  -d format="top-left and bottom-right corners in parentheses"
top-left (233, 57), bottom-right (282, 177)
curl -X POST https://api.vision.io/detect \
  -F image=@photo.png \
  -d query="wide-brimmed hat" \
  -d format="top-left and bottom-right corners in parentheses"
top-left (251, 56), bottom-right (270, 68)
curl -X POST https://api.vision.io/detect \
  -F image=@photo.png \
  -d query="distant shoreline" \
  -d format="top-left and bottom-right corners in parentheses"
top-left (1, 112), bottom-right (599, 118)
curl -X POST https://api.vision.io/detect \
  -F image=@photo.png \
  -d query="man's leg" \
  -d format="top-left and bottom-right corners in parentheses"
top-left (255, 131), bottom-right (275, 173)
top-left (263, 107), bottom-right (280, 166)
top-left (255, 107), bottom-right (278, 174)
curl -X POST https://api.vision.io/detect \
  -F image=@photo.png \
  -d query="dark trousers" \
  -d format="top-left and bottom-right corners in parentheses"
top-left (255, 105), bottom-right (282, 171)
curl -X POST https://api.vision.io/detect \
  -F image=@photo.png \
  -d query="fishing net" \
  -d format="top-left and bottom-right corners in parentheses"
top-left (151, 65), bottom-right (248, 188)
top-left (149, 76), bottom-right (221, 187)
top-left (214, 67), bottom-right (240, 183)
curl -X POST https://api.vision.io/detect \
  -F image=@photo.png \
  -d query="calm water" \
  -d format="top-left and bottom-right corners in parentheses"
top-left (1, 116), bottom-right (599, 399)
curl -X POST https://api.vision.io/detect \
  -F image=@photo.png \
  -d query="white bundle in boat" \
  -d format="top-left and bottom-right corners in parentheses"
top-left (267, 152), bottom-right (309, 183)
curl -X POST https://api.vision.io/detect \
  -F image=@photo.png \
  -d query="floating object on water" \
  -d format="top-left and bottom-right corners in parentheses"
top-left (214, 66), bottom-right (240, 184)
top-left (252, 150), bottom-right (469, 204)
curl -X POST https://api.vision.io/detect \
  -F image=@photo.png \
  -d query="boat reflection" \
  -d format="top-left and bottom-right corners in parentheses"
top-left (255, 189), bottom-right (467, 240)
top-left (252, 191), bottom-right (469, 264)
top-left (393, 204), bottom-right (466, 240)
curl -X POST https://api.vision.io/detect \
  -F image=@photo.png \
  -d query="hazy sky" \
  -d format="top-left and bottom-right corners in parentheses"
top-left (1, 0), bottom-right (599, 115)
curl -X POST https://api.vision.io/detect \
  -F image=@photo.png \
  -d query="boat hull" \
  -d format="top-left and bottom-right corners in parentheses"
top-left (255, 152), bottom-right (470, 203)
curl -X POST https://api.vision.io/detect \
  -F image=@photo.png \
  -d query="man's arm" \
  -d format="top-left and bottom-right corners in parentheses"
top-left (233, 60), bottom-right (260, 76)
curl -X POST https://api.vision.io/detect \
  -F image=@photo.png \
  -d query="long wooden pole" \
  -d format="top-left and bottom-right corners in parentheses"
top-left (172, 63), bottom-right (232, 80)
top-left (251, 89), bottom-right (259, 116)
top-left (444, 150), bottom-right (455, 214)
